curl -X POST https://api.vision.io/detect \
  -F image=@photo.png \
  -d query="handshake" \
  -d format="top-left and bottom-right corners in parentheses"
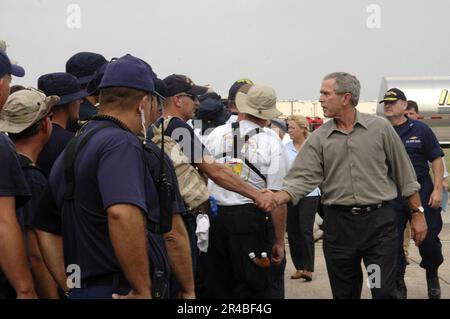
top-left (253, 189), bottom-right (291, 212)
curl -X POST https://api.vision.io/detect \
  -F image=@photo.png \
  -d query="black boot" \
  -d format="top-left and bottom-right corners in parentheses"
top-left (426, 269), bottom-right (441, 299)
top-left (396, 276), bottom-right (407, 299)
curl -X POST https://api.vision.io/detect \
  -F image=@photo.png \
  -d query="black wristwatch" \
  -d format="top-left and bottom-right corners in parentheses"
top-left (411, 206), bottom-right (425, 215)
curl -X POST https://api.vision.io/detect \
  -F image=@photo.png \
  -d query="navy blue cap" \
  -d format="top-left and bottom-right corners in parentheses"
top-left (0, 49), bottom-right (25, 78)
top-left (199, 92), bottom-right (221, 103)
top-left (99, 54), bottom-right (157, 94)
top-left (195, 98), bottom-right (231, 132)
top-left (379, 88), bottom-right (407, 104)
top-left (228, 78), bottom-right (253, 102)
top-left (66, 52), bottom-right (108, 85)
top-left (38, 72), bottom-right (88, 106)
top-left (163, 74), bottom-right (208, 97)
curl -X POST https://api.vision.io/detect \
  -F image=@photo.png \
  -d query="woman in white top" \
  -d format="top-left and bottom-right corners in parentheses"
top-left (285, 115), bottom-right (321, 282)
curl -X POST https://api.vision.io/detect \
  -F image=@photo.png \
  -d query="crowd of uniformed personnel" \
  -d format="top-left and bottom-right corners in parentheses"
top-left (0, 43), bottom-right (445, 299)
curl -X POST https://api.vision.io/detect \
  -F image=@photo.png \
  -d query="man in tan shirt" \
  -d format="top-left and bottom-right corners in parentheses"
top-left (266, 72), bottom-right (428, 299)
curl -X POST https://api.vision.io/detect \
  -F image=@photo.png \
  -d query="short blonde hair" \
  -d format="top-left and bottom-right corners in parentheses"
top-left (287, 115), bottom-right (309, 138)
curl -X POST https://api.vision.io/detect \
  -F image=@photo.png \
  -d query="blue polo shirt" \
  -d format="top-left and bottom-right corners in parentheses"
top-left (0, 133), bottom-right (30, 207)
top-left (35, 120), bottom-right (158, 281)
top-left (37, 123), bottom-right (74, 175)
top-left (393, 118), bottom-right (443, 181)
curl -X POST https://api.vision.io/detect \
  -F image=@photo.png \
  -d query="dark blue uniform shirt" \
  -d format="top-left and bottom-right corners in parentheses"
top-left (16, 155), bottom-right (47, 230)
top-left (33, 120), bottom-right (170, 281)
top-left (0, 133), bottom-right (31, 284)
top-left (37, 123), bottom-right (74, 175)
top-left (393, 118), bottom-right (443, 180)
top-left (0, 133), bottom-right (30, 206)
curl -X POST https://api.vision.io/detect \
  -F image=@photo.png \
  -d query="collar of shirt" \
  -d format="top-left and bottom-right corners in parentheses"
top-left (325, 109), bottom-right (369, 138)
top-left (394, 117), bottom-right (413, 131)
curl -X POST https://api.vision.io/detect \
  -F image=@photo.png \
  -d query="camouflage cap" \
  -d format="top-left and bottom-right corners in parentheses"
top-left (0, 88), bottom-right (59, 134)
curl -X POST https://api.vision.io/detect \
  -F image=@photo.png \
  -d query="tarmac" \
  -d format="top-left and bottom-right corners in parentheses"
top-left (284, 210), bottom-right (450, 299)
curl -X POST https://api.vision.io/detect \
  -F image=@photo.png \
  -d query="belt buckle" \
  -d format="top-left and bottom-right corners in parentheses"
top-left (351, 207), bottom-right (362, 215)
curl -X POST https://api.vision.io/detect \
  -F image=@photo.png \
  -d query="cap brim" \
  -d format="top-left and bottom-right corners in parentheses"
top-left (77, 75), bottom-right (95, 85)
top-left (57, 90), bottom-right (88, 105)
top-left (379, 97), bottom-right (400, 104)
top-left (186, 85), bottom-right (208, 96)
top-left (10, 64), bottom-right (25, 77)
top-left (153, 90), bottom-right (165, 101)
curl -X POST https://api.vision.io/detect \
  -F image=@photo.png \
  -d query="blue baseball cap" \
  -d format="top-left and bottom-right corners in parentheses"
top-left (99, 54), bottom-right (159, 95)
top-left (163, 74), bottom-right (208, 97)
top-left (0, 49), bottom-right (25, 78)
top-left (66, 52), bottom-right (108, 85)
top-left (38, 72), bottom-right (88, 106)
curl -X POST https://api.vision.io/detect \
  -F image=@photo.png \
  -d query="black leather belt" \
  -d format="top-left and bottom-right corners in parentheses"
top-left (81, 273), bottom-right (130, 289)
top-left (327, 202), bottom-right (386, 215)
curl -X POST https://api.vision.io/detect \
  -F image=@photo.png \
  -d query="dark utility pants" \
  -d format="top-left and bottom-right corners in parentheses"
top-left (390, 175), bottom-right (444, 276)
top-left (287, 196), bottom-right (320, 272)
top-left (68, 274), bottom-right (131, 299)
top-left (0, 274), bottom-right (15, 299)
top-left (205, 204), bottom-right (285, 299)
top-left (323, 204), bottom-right (398, 299)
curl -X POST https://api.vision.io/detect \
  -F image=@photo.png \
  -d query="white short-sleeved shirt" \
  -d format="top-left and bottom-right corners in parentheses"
top-left (205, 120), bottom-right (289, 206)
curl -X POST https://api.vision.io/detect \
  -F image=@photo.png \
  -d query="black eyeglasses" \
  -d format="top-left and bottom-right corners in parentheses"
top-left (176, 94), bottom-right (198, 102)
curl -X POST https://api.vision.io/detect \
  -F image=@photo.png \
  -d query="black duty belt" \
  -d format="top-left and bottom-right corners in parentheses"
top-left (327, 202), bottom-right (386, 215)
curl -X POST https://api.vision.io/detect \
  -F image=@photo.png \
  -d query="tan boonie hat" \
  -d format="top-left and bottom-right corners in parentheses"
top-left (0, 88), bottom-right (59, 134)
top-left (235, 84), bottom-right (281, 120)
